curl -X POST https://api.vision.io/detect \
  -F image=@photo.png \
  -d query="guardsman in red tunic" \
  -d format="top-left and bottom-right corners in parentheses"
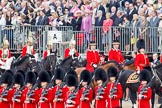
top-left (0, 72), bottom-right (14, 108)
top-left (22, 33), bottom-right (35, 58)
top-left (65, 74), bottom-right (80, 108)
top-left (64, 39), bottom-right (79, 59)
top-left (24, 72), bottom-right (39, 108)
top-left (38, 71), bottom-right (53, 108)
top-left (107, 66), bottom-right (123, 108)
top-left (52, 68), bottom-right (68, 108)
top-left (43, 40), bottom-right (53, 59)
top-left (94, 68), bottom-right (108, 108)
top-left (86, 42), bottom-right (100, 72)
top-left (108, 40), bottom-right (125, 64)
top-left (0, 36), bottom-right (12, 68)
top-left (134, 47), bottom-right (150, 72)
top-left (12, 72), bottom-right (26, 108)
top-left (138, 69), bottom-right (152, 108)
top-left (79, 70), bottom-right (93, 108)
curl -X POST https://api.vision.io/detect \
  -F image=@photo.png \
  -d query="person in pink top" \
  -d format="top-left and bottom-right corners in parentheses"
top-left (102, 13), bottom-right (113, 51)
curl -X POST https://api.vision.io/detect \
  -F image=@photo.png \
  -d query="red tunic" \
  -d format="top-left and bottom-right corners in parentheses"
top-left (138, 85), bottom-right (152, 108)
top-left (24, 88), bottom-right (40, 108)
top-left (79, 87), bottom-right (93, 108)
top-left (12, 88), bottom-right (27, 108)
top-left (0, 87), bottom-right (14, 108)
top-left (64, 48), bottom-right (79, 58)
top-left (94, 86), bottom-right (108, 108)
top-left (39, 88), bottom-right (53, 108)
top-left (52, 85), bottom-right (69, 108)
top-left (108, 48), bottom-right (125, 64)
top-left (134, 53), bottom-right (150, 71)
top-left (43, 50), bottom-right (49, 59)
top-left (86, 50), bottom-right (100, 72)
top-left (160, 54), bottom-right (162, 63)
top-left (22, 46), bottom-right (35, 58)
top-left (0, 49), bottom-right (11, 66)
top-left (65, 91), bottom-right (80, 108)
top-left (107, 82), bottom-right (123, 108)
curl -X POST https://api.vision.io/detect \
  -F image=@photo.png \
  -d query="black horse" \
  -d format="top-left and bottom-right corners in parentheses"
top-left (119, 65), bottom-right (162, 108)
top-left (43, 54), bottom-right (57, 72)
top-left (13, 55), bottom-right (41, 74)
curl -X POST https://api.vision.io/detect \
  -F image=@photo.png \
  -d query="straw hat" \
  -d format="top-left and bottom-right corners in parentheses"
top-left (3, 35), bottom-right (9, 46)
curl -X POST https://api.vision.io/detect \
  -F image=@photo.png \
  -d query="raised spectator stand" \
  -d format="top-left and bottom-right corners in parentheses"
top-left (1, 25), bottom-right (162, 59)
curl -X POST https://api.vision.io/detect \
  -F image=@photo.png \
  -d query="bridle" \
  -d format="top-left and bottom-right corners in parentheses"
top-left (151, 67), bottom-right (162, 86)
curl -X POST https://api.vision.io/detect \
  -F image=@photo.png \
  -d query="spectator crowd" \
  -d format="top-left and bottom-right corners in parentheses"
top-left (0, 0), bottom-right (162, 53)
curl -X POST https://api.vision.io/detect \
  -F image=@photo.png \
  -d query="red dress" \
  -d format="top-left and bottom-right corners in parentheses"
top-left (107, 82), bottom-right (123, 108)
top-left (0, 87), bottom-right (14, 108)
top-left (0, 49), bottom-right (11, 66)
top-left (108, 48), bottom-right (125, 64)
top-left (65, 91), bottom-right (80, 108)
top-left (79, 87), bottom-right (93, 108)
top-left (12, 88), bottom-right (27, 108)
top-left (22, 46), bottom-right (35, 58)
top-left (39, 88), bottom-right (53, 108)
top-left (52, 85), bottom-right (69, 108)
top-left (64, 48), bottom-right (79, 58)
top-left (24, 88), bottom-right (40, 108)
top-left (94, 86), bottom-right (108, 108)
top-left (86, 50), bottom-right (100, 72)
top-left (138, 85), bottom-right (152, 108)
top-left (134, 53), bottom-right (150, 71)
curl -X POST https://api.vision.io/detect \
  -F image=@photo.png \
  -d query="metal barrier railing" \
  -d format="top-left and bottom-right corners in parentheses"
top-left (0, 25), bottom-right (161, 58)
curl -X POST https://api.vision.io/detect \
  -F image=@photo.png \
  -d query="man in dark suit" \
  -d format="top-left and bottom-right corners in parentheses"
top-left (113, 10), bottom-right (123, 26)
top-left (127, 3), bottom-right (137, 21)
top-left (107, 0), bottom-right (120, 13)
top-left (110, 6), bottom-right (117, 21)
top-left (95, 0), bottom-right (106, 18)
top-left (37, 9), bottom-right (48, 25)
top-left (66, 13), bottom-right (76, 30)
top-left (95, 10), bottom-right (105, 51)
top-left (75, 10), bottom-right (82, 31)
top-left (20, 1), bottom-right (28, 15)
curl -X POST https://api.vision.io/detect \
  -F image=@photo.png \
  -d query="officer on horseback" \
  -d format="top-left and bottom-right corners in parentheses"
top-left (43, 40), bottom-right (54, 59)
top-left (22, 32), bottom-right (35, 58)
top-left (64, 39), bottom-right (79, 59)
top-left (134, 39), bottom-right (150, 73)
top-left (0, 35), bottom-right (12, 69)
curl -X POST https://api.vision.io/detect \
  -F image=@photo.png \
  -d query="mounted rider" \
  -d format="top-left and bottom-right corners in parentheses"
top-left (43, 40), bottom-right (56, 59)
top-left (0, 35), bottom-right (12, 69)
top-left (22, 32), bottom-right (35, 58)
top-left (64, 39), bottom-right (79, 59)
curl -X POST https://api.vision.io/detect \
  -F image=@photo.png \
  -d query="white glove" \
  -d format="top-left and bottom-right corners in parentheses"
top-left (93, 64), bottom-right (97, 68)
top-left (137, 70), bottom-right (140, 74)
top-left (138, 94), bottom-right (144, 99)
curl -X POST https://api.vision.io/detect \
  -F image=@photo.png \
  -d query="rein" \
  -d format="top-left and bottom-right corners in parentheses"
top-left (151, 67), bottom-right (162, 86)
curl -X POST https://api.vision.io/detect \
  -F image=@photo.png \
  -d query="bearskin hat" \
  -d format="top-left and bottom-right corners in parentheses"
top-left (1, 72), bottom-right (13, 86)
top-left (139, 69), bottom-right (151, 82)
top-left (17, 70), bottom-right (25, 79)
top-left (14, 72), bottom-right (24, 87)
top-left (67, 69), bottom-right (77, 77)
top-left (107, 66), bottom-right (118, 78)
top-left (80, 70), bottom-right (92, 84)
top-left (38, 71), bottom-right (50, 83)
top-left (66, 74), bottom-right (78, 87)
top-left (5, 70), bottom-right (14, 76)
top-left (136, 39), bottom-right (145, 49)
top-left (25, 71), bottom-right (36, 84)
top-left (95, 68), bottom-right (107, 82)
top-left (54, 68), bottom-right (65, 81)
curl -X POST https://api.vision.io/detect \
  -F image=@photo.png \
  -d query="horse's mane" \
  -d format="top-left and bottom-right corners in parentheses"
top-left (59, 56), bottom-right (72, 66)
top-left (103, 60), bottom-right (121, 68)
top-left (14, 56), bottom-right (29, 66)
top-left (124, 60), bottom-right (134, 66)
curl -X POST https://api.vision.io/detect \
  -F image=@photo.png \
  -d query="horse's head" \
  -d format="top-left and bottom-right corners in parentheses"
top-left (123, 60), bottom-right (135, 70)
